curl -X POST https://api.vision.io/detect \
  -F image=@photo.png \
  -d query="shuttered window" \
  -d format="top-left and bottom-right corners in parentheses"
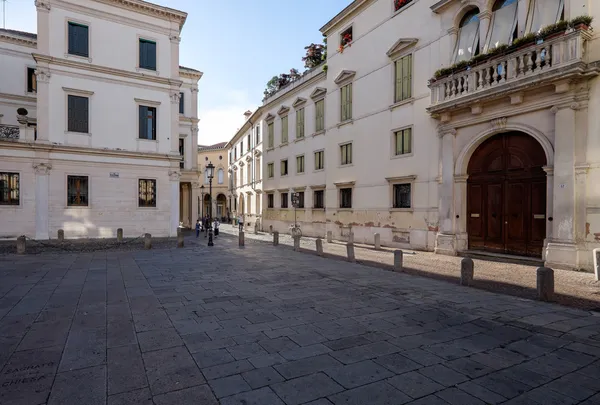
top-left (281, 116), bottom-right (288, 144)
top-left (139, 106), bottom-right (156, 140)
top-left (138, 179), bottom-right (156, 207)
top-left (139, 39), bottom-right (157, 71)
top-left (341, 84), bottom-right (352, 121)
top-left (267, 163), bottom-right (274, 178)
top-left (315, 99), bottom-right (325, 132)
top-left (296, 108), bottom-right (305, 139)
top-left (296, 155), bottom-right (305, 173)
top-left (268, 122), bottom-right (274, 148)
top-left (0, 173), bottom-right (19, 205)
top-left (68, 22), bottom-right (89, 57)
top-left (67, 176), bottom-right (89, 207)
top-left (314, 150), bottom-right (324, 170)
top-left (394, 54), bottom-right (412, 102)
top-left (67, 95), bottom-right (89, 133)
top-left (394, 128), bottom-right (412, 155)
top-left (340, 143), bottom-right (352, 165)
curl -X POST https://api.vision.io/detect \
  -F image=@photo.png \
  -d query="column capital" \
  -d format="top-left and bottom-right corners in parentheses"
top-left (35, 0), bottom-right (51, 11)
top-left (437, 125), bottom-right (456, 138)
top-left (168, 170), bottom-right (181, 181)
top-left (170, 92), bottom-right (181, 104)
top-left (542, 165), bottom-right (554, 175)
top-left (35, 68), bottom-right (51, 83)
top-left (575, 164), bottom-right (590, 175)
top-left (490, 117), bottom-right (508, 130)
top-left (478, 10), bottom-right (492, 20)
top-left (169, 34), bottom-right (181, 44)
top-left (33, 162), bottom-right (52, 175)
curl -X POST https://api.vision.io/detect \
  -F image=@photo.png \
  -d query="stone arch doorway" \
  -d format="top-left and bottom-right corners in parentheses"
top-left (203, 194), bottom-right (211, 218)
top-left (467, 131), bottom-right (547, 257)
top-left (216, 194), bottom-right (227, 220)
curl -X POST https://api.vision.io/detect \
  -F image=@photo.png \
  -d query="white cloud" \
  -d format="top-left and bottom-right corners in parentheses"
top-left (197, 90), bottom-right (257, 146)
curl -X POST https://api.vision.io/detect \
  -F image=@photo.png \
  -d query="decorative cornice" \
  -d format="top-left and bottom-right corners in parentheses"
top-left (34, 0), bottom-right (51, 11)
top-left (542, 165), bottom-right (554, 175)
top-left (277, 106), bottom-right (290, 116)
top-left (245, 155), bottom-right (252, 162)
top-left (0, 32), bottom-right (37, 48)
top-left (333, 181), bottom-right (356, 187)
top-left (169, 34), bottom-right (181, 43)
top-left (93, 0), bottom-right (187, 30)
top-left (253, 149), bottom-right (262, 157)
top-left (135, 97), bottom-right (161, 106)
top-left (385, 175), bottom-right (417, 183)
top-left (310, 87), bottom-right (327, 101)
top-left (265, 113), bottom-right (275, 123)
top-left (479, 10), bottom-right (493, 20)
top-left (292, 97), bottom-right (307, 109)
top-left (386, 38), bottom-right (418, 59)
top-left (334, 70), bottom-right (356, 86)
top-left (490, 117), bottom-right (508, 130)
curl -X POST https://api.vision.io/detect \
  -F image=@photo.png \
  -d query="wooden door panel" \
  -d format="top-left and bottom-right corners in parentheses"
top-left (467, 184), bottom-right (484, 249)
top-left (485, 183), bottom-right (504, 251)
top-left (505, 182), bottom-right (528, 255)
top-left (528, 180), bottom-right (546, 256)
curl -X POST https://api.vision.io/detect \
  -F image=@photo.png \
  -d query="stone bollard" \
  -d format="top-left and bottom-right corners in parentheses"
top-left (117, 228), bottom-right (123, 242)
top-left (316, 238), bottom-right (324, 256)
top-left (57, 229), bottom-right (64, 242)
top-left (177, 232), bottom-right (184, 248)
top-left (460, 257), bottom-right (474, 286)
top-left (594, 248), bottom-right (600, 281)
top-left (346, 243), bottom-right (355, 262)
top-left (269, 225), bottom-right (273, 235)
top-left (239, 231), bottom-right (245, 248)
top-left (393, 250), bottom-right (403, 272)
top-left (374, 233), bottom-right (381, 250)
top-left (537, 267), bottom-right (554, 301)
top-left (348, 232), bottom-right (354, 244)
top-left (254, 223), bottom-right (258, 235)
top-left (293, 235), bottom-right (300, 251)
top-left (144, 233), bottom-right (152, 249)
top-left (16, 236), bottom-right (26, 254)
top-left (327, 231), bottom-right (332, 243)
top-left (273, 231), bottom-right (279, 246)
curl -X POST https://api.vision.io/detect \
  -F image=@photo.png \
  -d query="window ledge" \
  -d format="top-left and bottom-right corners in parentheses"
top-left (294, 137), bottom-right (305, 143)
top-left (65, 131), bottom-right (91, 136)
top-left (339, 164), bottom-right (354, 168)
top-left (296, 172), bottom-right (305, 176)
top-left (389, 98), bottom-right (414, 111)
top-left (266, 147), bottom-right (275, 152)
top-left (389, 208), bottom-right (413, 213)
top-left (66, 205), bottom-right (91, 209)
top-left (136, 67), bottom-right (159, 75)
top-left (0, 204), bottom-right (22, 209)
top-left (138, 138), bottom-right (158, 142)
top-left (391, 152), bottom-right (414, 160)
top-left (26, 91), bottom-right (37, 97)
top-left (137, 207), bottom-right (158, 210)
top-left (279, 142), bottom-right (289, 148)
top-left (312, 208), bottom-right (325, 211)
top-left (312, 130), bottom-right (325, 137)
top-left (314, 168), bottom-right (325, 173)
top-left (337, 208), bottom-right (353, 212)
top-left (65, 53), bottom-right (92, 63)
top-left (337, 119), bottom-right (353, 128)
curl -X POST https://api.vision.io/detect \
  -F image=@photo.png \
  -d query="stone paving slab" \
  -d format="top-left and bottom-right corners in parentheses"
top-left (2, 233), bottom-right (600, 403)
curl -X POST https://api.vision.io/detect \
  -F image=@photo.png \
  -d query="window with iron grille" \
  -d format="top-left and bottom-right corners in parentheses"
top-left (138, 179), bottom-right (156, 207)
top-left (340, 143), bottom-right (352, 165)
top-left (393, 183), bottom-right (411, 208)
top-left (68, 22), bottom-right (89, 57)
top-left (139, 106), bottom-right (156, 140)
top-left (139, 39), bottom-right (156, 70)
top-left (179, 138), bottom-right (185, 169)
top-left (267, 193), bottom-right (274, 208)
top-left (67, 175), bottom-right (89, 207)
top-left (281, 192), bottom-right (288, 208)
top-left (340, 188), bottom-right (352, 209)
top-left (313, 190), bottom-right (324, 209)
top-left (27, 68), bottom-right (37, 93)
top-left (68, 95), bottom-right (89, 133)
top-left (394, 128), bottom-right (412, 156)
top-left (0, 172), bottom-right (19, 205)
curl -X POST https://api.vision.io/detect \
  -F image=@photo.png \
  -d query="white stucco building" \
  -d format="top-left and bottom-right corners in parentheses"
top-left (257, 0), bottom-right (600, 271)
top-left (0, 0), bottom-right (201, 239)
top-left (227, 110), bottom-right (264, 230)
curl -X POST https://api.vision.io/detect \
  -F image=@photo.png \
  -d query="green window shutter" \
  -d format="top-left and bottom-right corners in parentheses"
top-left (402, 55), bottom-right (412, 100)
top-left (404, 128), bottom-right (412, 154)
top-left (347, 84), bottom-right (352, 120)
top-left (139, 106), bottom-right (147, 139)
top-left (341, 87), bottom-right (346, 121)
top-left (395, 60), bottom-right (402, 102)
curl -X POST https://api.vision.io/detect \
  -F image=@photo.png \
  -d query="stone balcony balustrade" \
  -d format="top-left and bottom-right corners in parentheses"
top-left (428, 29), bottom-right (596, 114)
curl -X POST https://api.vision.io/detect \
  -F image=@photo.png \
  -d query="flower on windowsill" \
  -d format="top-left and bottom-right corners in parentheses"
top-left (394, 0), bottom-right (412, 12)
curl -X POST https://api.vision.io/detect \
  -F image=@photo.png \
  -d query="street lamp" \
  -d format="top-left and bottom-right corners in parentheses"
top-left (206, 162), bottom-right (215, 247)
top-left (200, 185), bottom-right (205, 218)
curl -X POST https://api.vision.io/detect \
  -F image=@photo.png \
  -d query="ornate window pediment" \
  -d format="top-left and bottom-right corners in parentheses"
top-left (310, 87), bottom-right (327, 100)
top-left (386, 38), bottom-right (418, 59)
top-left (239, 161), bottom-right (245, 167)
top-left (245, 155), bottom-right (252, 162)
top-left (265, 113), bottom-right (275, 122)
top-left (254, 149), bottom-right (262, 157)
top-left (334, 70), bottom-right (356, 86)
top-left (277, 105), bottom-right (290, 116)
top-left (292, 97), bottom-right (307, 109)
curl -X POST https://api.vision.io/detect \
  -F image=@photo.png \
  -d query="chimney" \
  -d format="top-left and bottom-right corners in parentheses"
top-left (243, 110), bottom-right (252, 120)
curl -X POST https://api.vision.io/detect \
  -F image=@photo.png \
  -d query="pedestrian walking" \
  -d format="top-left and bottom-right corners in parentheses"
top-left (238, 215), bottom-right (243, 232)
top-left (195, 220), bottom-right (200, 238)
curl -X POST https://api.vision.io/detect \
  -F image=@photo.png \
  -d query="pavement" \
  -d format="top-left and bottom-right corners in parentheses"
top-left (2, 232), bottom-right (600, 404)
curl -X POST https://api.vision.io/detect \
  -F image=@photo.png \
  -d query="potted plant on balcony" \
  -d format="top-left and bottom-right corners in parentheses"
top-left (339, 32), bottom-right (352, 53)
top-left (570, 15), bottom-right (593, 31)
top-left (302, 43), bottom-right (325, 69)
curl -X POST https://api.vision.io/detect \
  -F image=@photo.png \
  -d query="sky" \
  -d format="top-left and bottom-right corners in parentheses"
top-left (2, 0), bottom-right (351, 146)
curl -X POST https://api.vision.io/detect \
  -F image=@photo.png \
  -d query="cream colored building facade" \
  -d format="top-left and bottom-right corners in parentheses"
top-left (227, 110), bottom-right (264, 229)
top-left (259, 0), bottom-right (600, 271)
top-left (0, 0), bottom-right (201, 239)
top-left (197, 142), bottom-right (229, 221)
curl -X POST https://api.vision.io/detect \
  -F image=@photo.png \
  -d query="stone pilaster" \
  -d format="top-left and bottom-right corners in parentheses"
top-left (169, 170), bottom-right (181, 237)
top-left (170, 91), bottom-right (181, 154)
top-left (33, 162), bottom-right (51, 240)
top-left (435, 126), bottom-right (458, 255)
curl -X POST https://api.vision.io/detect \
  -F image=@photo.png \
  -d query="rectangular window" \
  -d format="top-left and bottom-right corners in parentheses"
top-left (314, 150), bottom-right (324, 170)
top-left (394, 54), bottom-right (412, 102)
top-left (179, 138), bottom-right (185, 169)
top-left (267, 193), bottom-right (274, 208)
top-left (313, 190), bottom-right (324, 209)
top-left (139, 106), bottom-right (157, 140)
top-left (530, 0), bottom-right (564, 34)
top-left (281, 192), bottom-right (289, 208)
top-left (179, 92), bottom-right (184, 114)
top-left (281, 159), bottom-right (288, 176)
top-left (234, 148), bottom-right (237, 161)
top-left (67, 175), bottom-right (89, 207)
top-left (267, 162), bottom-right (274, 178)
top-left (340, 188), bottom-right (352, 209)
top-left (240, 141), bottom-right (243, 155)
top-left (247, 134), bottom-right (251, 151)
top-left (139, 39), bottom-right (157, 71)
top-left (240, 168), bottom-right (244, 185)
top-left (138, 179), bottom-right (156, 207)
top-left (296, 108), bottom-right (305, 139)
top-left (256, 125), bottom-right (261, 144)
top-left (394, 128), bottom-right (412, 156)
top-left (340, 143), bottom-right (352, 165)
top-left (68, 22), bottom-right (89, 57)
top-left (393, 183), bottom-right (412, 209)
top-left (395, 0), bottom-right (414, 11)
top-left (341, 83), bottom-right (352, 121)
top-left (296, 192), bottom-right (305, 208)
top-left (281, 116), bottom-right (288, 144)
top-left (268, 122), bottom-right (274, 148)
top-left (67, 95), bottom-right (89, 133)
top-left (315, 99), bottom-right (325, 132)
top-left (247, 163), bottom-right (251, 183)
top-left (0, 172), bottom-right (19, 205)
top-left (340, 26), bottom-right (353, 47)
top-left (27, 68), bottom-right (37, 93)
top-left (296, 155), bottom-right (305, 174)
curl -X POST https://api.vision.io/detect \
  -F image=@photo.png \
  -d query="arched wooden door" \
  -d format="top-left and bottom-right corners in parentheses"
top-left (467, 132), bottom-right (547, 257)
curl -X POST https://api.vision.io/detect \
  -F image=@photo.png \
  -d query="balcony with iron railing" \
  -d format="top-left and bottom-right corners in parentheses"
top-left (428, 23), bottom-right (597, 114)
top-left (0, 125), bottom-right (20, 140)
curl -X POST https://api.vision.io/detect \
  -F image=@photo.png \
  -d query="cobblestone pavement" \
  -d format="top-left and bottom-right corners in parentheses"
top-left (3, 233), bottom-right (600, 404)
top-left (222, 225), bottom-right (600, 310)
